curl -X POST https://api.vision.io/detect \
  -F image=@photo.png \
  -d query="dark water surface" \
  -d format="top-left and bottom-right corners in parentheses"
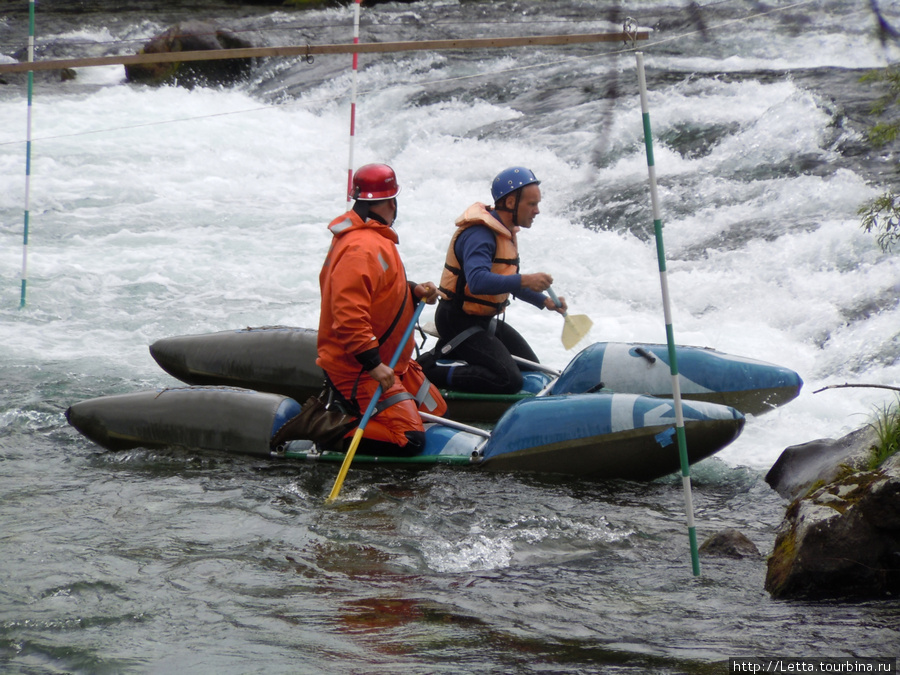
top-left (4, 439), bottom-right (898, 673)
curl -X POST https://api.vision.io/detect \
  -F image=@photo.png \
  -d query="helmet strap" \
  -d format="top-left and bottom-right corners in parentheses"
top-left (494, 190), bottom-right (519, 212)
top-left (493, 190), bottom-right (521, 227)
top-left (494, 191), bottom-right (521, 226)
top-left (510, 190), bottom-right (522, 227)
top-left (352, 200), bottom-right (371, 221)
top-left (356, 198), bottom-right (398, 226)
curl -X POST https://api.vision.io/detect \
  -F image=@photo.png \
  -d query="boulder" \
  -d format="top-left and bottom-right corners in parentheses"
top-left (765, 425), bottom-right (878, 500)
top-left (764, 428), bottom-right (900, 599)
top-left (699, 528), bottom-right (761, 558)
top-left (124, 21), bottom-right (255, 88)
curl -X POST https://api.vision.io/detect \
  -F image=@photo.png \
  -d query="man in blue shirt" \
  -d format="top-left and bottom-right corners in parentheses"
top-left (421, 167), bottom-right (567, 394)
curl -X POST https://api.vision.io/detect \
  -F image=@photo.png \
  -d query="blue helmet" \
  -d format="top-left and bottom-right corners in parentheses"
top-left (491, 167), bottom-right (540, 204)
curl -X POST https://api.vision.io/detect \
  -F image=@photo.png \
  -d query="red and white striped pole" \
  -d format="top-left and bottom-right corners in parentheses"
top-left (346, 0), bottom-right (361, 203)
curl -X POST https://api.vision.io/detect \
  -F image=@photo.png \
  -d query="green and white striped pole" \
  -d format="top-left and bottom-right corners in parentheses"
top-left (20, 0), bottom-right (35, 308)
top-left (635, 50), bottom-right (700, 576)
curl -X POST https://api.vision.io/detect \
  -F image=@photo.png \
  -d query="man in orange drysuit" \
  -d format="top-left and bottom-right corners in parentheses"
top-left (317, 163), bottom-right (447, 457)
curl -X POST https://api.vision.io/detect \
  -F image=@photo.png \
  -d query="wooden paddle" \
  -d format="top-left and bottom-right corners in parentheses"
top-left (326, 298), bottom-right (427, 503)
top-left (547, 287), bottom-right (593, 351)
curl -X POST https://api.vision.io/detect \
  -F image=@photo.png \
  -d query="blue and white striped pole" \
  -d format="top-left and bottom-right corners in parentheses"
top-left (20, 0), bottom-right (35, 308)
top-left (635, 50), bottom-right (700, 576)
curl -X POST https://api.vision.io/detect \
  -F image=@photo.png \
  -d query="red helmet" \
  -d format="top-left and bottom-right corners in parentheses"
top-left (350, 163), bottom-right (401, 201)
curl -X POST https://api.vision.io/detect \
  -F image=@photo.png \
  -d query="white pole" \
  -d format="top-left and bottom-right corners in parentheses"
top-left (635, 50), bottom-right (700, 576)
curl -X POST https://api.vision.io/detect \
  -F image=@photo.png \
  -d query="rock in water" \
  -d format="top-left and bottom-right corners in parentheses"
top-left (765, 425), bottom-right (878, 501)
top-left (765, 435), bottom-right (900, 599)
top-left (125, 21), bottom-right (254, 88)
top-left (699, 529), bottom-right (761, 558)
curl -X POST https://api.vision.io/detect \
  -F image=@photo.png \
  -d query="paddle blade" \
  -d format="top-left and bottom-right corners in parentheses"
top-left (562, 313), bottom-right (593, 350)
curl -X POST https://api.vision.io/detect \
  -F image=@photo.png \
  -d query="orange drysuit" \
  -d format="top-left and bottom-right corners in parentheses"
top-left (317, 209), bottom-right (446, 450)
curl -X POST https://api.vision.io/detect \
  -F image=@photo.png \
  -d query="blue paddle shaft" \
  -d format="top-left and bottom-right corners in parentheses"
top-left (358, 298), bottom-right (427, 428)
top-left (328, 298), bottom-right (428, 502)
top-left (547, 287), bottom-right (566, 315)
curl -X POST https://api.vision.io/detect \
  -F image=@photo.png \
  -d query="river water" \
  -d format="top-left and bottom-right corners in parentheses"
top-left (1, 0), bottom-right (899, 672)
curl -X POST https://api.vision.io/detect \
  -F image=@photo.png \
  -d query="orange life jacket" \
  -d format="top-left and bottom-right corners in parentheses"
top-left (438, 203), bottom-right (520, 316)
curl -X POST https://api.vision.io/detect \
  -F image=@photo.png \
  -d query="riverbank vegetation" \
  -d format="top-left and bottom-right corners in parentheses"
top-left (869, 393), bottom-right (900, 469)
top-left (859, 66), bottom-right (900, 253)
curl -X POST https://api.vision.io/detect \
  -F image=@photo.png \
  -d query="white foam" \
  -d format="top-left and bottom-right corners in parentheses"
top-left (1, 6), bottom-right (898, 471)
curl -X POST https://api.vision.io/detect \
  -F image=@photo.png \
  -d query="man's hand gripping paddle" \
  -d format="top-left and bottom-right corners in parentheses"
top-left (548, 287), bottom-right (593, 351)
top-left (327, 299), bottom-right (427, 503)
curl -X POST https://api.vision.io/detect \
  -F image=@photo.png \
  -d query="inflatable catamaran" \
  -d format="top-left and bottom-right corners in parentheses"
top-left (146, 326), bottom-right (803, 421)
top-left (65, 385), bottom-right (747, 481)
top-left (65, 327), bottom-right (802, 481)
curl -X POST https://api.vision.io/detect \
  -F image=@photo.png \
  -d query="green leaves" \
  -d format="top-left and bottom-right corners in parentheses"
top-left (859, 67), bottom-right (900, 252)
top-left (858, 191), bottom-right (900, 253)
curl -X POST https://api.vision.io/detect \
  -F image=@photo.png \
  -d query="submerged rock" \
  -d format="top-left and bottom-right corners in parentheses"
top-left (124, 20), bottom-right (255, 88)
top-left (699, 528), bottom-right (761, 558)
top-left (2, 48), bottom-right (76, 86)
top-left (0, 66), bottom-right (77, 87)
top-left (764, 426), bottom-right (900, 599)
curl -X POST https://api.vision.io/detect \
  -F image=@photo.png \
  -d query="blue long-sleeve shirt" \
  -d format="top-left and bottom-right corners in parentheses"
top-left (455, 220), bottom-right (547, 310)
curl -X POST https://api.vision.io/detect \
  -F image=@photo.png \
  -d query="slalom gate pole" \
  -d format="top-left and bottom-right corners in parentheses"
top-left (346, 0), bottom-right (361, 203)
top-left (327, 299), bottom-right (427, 503)
top-left (19, 0), bottom-right (35, 308)
top-left (635, 51), bottom-right (700, 576)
